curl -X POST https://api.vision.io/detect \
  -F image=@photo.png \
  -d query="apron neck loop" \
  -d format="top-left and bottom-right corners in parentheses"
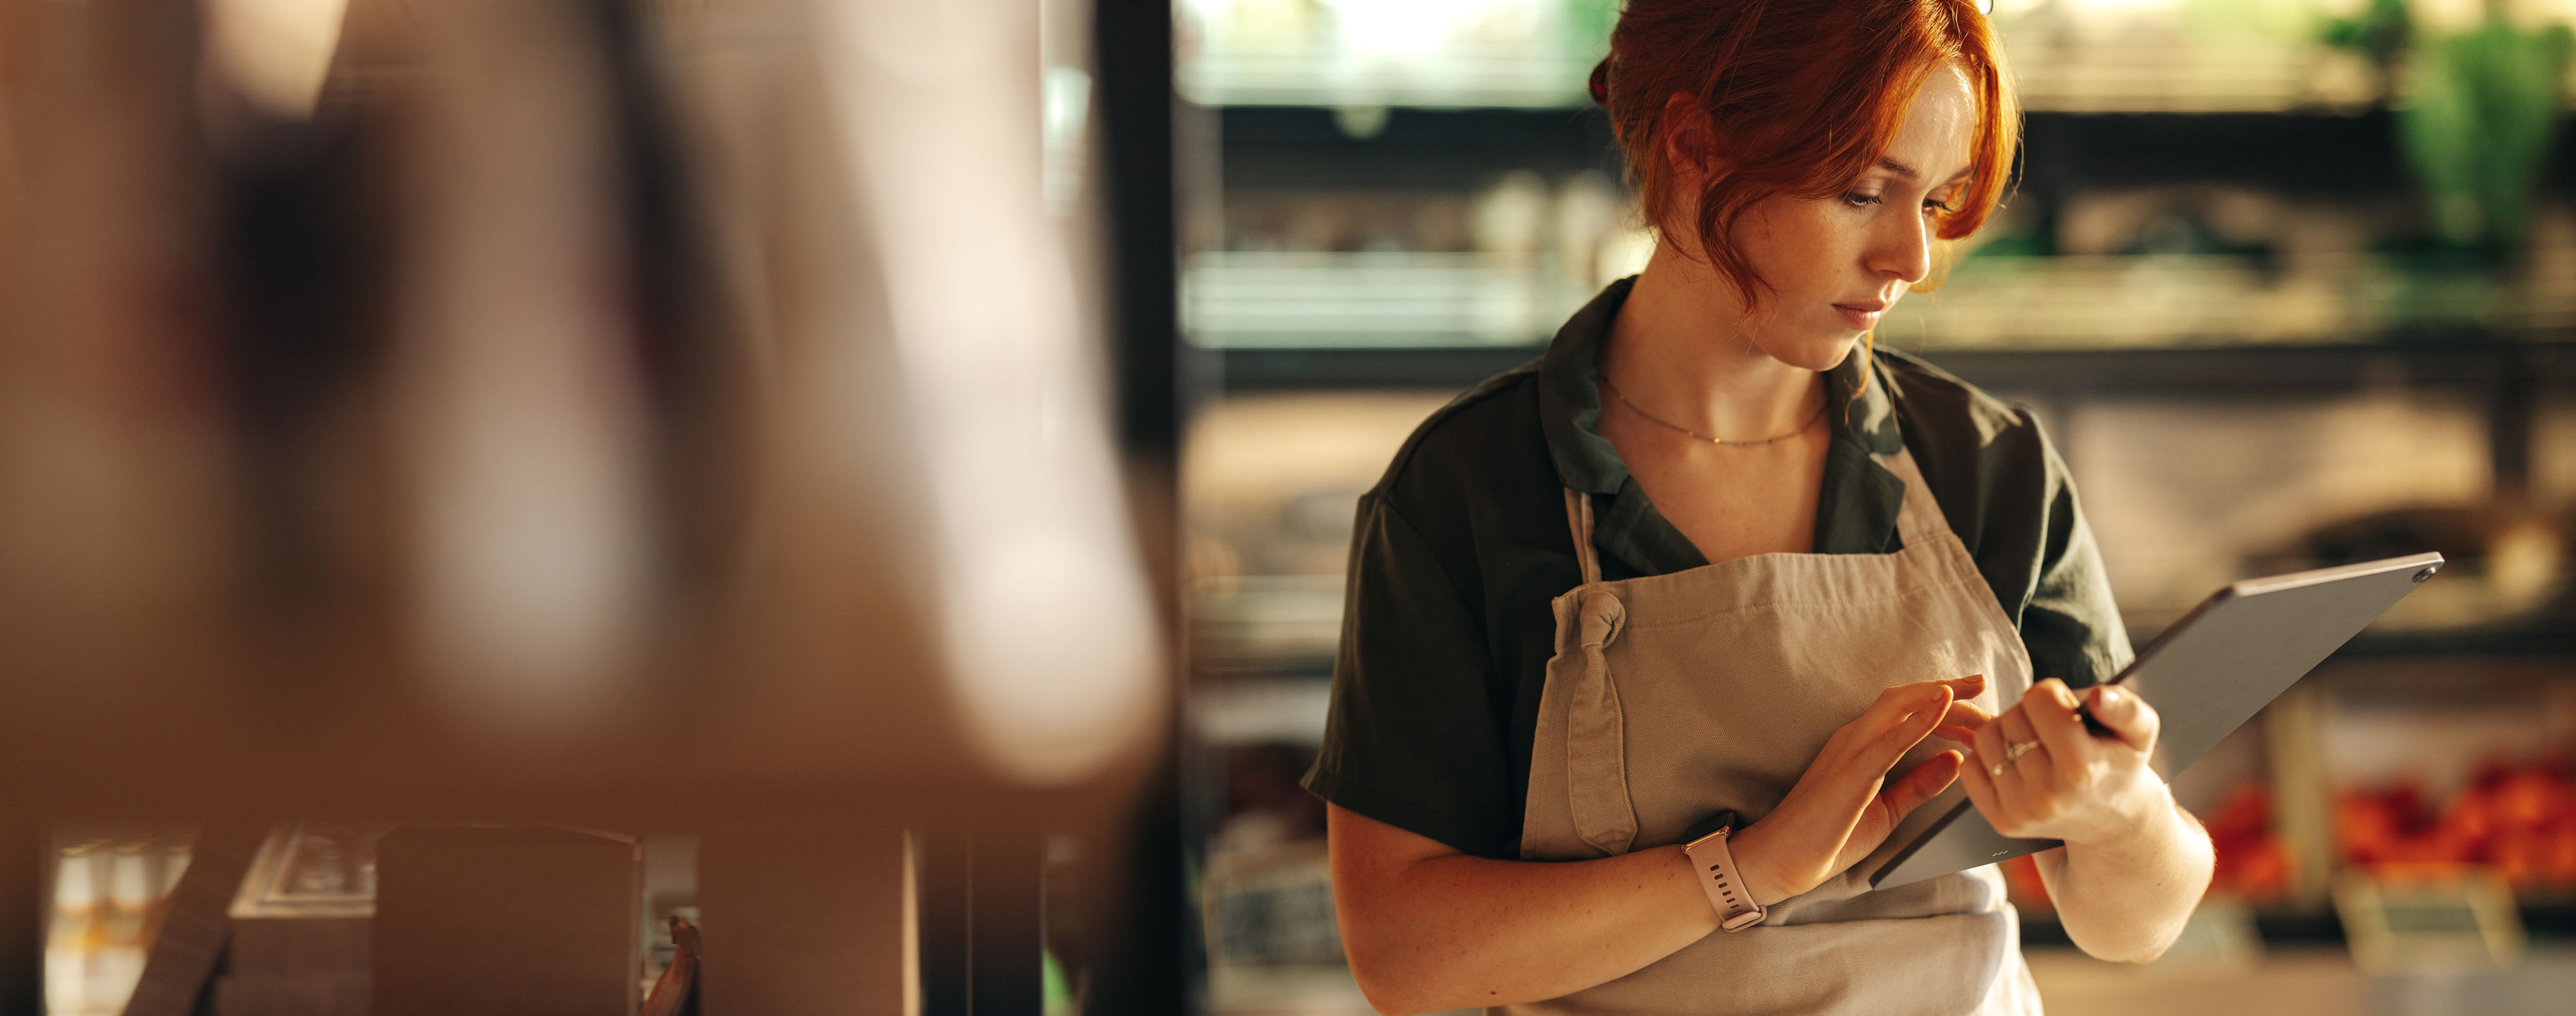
top-left (1562, 488), bottom-right (1603, 585)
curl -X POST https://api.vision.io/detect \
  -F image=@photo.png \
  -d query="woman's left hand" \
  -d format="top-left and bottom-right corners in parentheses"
top-left (1948, 678), bottom-right (2168, 847)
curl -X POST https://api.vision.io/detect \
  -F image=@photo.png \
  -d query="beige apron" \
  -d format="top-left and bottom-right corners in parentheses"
top-left (1511, 448), bottom-right (2044, 1016)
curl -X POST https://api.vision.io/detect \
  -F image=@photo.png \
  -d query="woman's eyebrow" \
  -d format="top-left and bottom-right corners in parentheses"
top-left (1875, 157), bottom-right (1975, 184)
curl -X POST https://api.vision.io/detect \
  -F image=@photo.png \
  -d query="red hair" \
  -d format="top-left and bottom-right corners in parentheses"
top-left (1598, 0), bottom-right (2020, 305)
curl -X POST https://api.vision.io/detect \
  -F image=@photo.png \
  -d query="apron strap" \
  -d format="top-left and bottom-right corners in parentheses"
top-left (1561, 488), bottom-right (1602, 586)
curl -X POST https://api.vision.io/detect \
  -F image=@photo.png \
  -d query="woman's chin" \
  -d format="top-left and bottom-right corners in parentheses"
top-left (1762, 333), bottom-right (1867, 373)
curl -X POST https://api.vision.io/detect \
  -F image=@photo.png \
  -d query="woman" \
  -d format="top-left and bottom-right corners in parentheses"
top-left (1302, 2), bottom-right (2215, 1013)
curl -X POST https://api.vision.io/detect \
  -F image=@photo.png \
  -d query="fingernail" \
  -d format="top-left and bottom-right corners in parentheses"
top-left (2099, 687), bottom-right (2125, 710)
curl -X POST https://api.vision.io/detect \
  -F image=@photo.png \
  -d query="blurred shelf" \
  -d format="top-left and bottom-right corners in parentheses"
top-left (1186, 8), bottom-right (2378, 116)
top-left (2327, 626), bottom-right (2576, 660)
top-left (1191, 575), bottom-right (1345, 675)
top-left (2020, 903), bottom-right (2576, 949)
top-left (1189, 240), bottom-right (2576, 361)
top-left (1185, 251), bottom-right (1600, 349)
top-left (2008, 41), bottom-right (2326, 114)
top-left (1191, 676), bottom-right (1333, 747)
top-left (1204, 343), bottom-right (1539, 391)
top-left (2016, 110), bottom-right (2411, 195)
top-left (1218, 106), bottom-right (1616, 192)
top-left (1178, 1), bottom-right (1609, 112)
top-left (1184, 47), bottom-right (1597, 110)
top-left (1206, 335), bottom-right (2576, 394)
top-left (1217, 107), bottom-right (2462, 192)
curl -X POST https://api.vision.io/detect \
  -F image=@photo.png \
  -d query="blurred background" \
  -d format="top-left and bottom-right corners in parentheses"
top-left (1, 0), bottom-right (1182, 1012)
top-left (1179, 1), bottom-right (2576, 1015)
top-left (7, 0), bottom-right (2576, 1014)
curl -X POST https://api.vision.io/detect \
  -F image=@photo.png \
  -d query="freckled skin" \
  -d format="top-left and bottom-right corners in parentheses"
top-left (1594, 67), bottom-right (1980, 567)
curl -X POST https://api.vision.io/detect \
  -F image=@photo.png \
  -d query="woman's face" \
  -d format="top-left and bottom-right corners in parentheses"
top-left (1678, 65), bottom-right (1979, 371)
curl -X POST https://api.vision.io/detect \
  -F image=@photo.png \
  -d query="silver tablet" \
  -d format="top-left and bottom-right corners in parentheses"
top-left (1866, 551), bottom-right (2445, 890)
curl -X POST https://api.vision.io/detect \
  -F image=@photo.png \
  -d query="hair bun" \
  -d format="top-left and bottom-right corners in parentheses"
top-left (1588, 58), bottom-right (1610, 106)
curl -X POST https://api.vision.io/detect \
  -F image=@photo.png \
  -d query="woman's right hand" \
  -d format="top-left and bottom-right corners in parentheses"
top-left (1724, 675), bottom-right (1991, 905)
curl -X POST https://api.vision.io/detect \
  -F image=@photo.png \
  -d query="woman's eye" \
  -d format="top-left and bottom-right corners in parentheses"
top-left (1923, 197), bottom-right (1954, 215)
top-left (1843, 192), bottom-right (1882, 207)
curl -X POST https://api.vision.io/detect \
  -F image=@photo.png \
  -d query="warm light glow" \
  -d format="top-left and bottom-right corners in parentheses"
top-left (202, 0), bottom-right (352, 119)
top-left (1317, 0), bottom-right (1516, 59)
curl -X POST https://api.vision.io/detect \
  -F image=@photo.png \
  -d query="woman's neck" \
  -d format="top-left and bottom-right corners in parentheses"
top-left (1599, 241), bottom-right (1826, 442)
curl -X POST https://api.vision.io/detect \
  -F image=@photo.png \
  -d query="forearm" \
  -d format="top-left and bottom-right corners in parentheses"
top-left (1336, 844), bottom-right (1717, 1015)
top-left (2039, 788), bottom-right (2213, 963)
top-left (1329, 680), bottom-right (1981, 1015)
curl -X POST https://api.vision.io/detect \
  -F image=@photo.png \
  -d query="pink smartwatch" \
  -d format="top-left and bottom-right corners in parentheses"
top-left (1681, 812), bottom-right (1766, 932)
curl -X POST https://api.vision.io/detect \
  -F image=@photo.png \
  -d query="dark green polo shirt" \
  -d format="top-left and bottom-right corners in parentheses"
top-left (1299, 277), bottom-right (2135, 860)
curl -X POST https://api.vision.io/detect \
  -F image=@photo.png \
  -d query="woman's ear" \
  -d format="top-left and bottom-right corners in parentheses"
top-left (1659, 92), bottom-right (1718, 186)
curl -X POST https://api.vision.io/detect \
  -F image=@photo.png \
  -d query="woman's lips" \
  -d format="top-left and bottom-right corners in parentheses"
top-left (1833, 302), bottom-right (1888, 330)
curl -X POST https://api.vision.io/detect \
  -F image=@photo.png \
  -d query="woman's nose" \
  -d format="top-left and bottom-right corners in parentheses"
top-left (1868, 213), bottom-right (1934, 285)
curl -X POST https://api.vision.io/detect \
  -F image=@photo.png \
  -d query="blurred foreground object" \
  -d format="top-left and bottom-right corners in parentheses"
top-left (0, 0), bottom-right (1175, 1010)
top-left (370, 824), bottom-right (641, 1016)
top-left (0, 0), bottom-right (1162, 811)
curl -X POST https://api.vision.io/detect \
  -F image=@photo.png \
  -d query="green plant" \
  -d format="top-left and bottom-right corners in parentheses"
top-left (2398, 13), bottom-right (2572, 247)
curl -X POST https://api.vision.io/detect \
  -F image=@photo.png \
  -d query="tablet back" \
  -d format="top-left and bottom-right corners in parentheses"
top-left (1867, 552), bottom-right (2444, 889)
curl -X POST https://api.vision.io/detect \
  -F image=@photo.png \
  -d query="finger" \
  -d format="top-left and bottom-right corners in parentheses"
top-left (1933, 698), bottom-right (1995, 743)
top-left (1979, 707), bottom-right (2048, 799)
top-left (1855, 680), bottom-right (1961, 736)
top-left (2085, 684), bottom-right (2159, 753)
top-left (2024, 678), bottom-right (2092, 768)
top-left (1996, 706), bottom-right (2039, 757)
top-left (1996, 705), bottom-right (2060, 793)
top-left (1848, 683), bottom-right (1953, 774)
top-left (1971, 708), bottom-right (2013, 775)
top-left (1881, 750), bottom-right (1963, 819)
top-left (1810, 684), bottom-right (1955, 819)
top-left (1997, 707), bottom-right (2040, 749)
top-left (1988, 731), bottom-right (2036, 811)
top-left (1959, 750), bottom-right (2019, 834)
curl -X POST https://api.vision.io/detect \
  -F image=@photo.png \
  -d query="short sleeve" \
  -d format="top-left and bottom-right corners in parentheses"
top-left (2019, 417), bottom-right (2135, 688)
top-left (1301, 492), bottom-right (1518, 859)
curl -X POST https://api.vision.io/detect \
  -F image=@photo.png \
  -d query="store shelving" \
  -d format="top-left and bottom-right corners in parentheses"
top-left (1182, 4), bottom-right (2576, 986)
top-left (1177, 0), bottom-right (1613, 111)
top-left (1189, 251), bottom-right (2576, 353)
top-left (1205, 105), bottom-right (2576, 363)
top-left (1184, 251), bottom-right (1596, 348)
top-left (1179, 0), bottom-right (2393, 116)
top-left (1210, 333), bottom-right (2576, 394)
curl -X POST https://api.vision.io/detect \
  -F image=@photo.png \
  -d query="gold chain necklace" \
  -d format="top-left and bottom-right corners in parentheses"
top-left (1599, 375), bottom-right (1827, 447)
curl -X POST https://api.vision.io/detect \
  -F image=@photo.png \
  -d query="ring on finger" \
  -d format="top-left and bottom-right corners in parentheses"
top-left (1987, 739), bottom-right (2039, 776)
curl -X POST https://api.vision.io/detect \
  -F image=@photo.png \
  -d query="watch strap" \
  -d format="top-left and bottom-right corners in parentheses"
top-left (1682, 821), bottom-right (1766, 932)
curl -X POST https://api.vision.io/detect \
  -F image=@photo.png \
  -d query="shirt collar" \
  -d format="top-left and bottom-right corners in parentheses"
top-left (1536, 276), bottom-right (1910, 570)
